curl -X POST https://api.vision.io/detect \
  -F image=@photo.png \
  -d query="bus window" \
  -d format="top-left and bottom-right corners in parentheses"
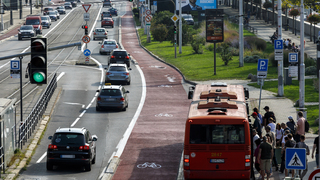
top-left (190, 125), bottom-right (209, 144)
top-left (211, 125), bottom-right (245, 144)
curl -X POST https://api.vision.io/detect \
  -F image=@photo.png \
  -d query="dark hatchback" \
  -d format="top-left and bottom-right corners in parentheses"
top-left (46, 127), bottom-right (98, 171)
top-left (109, 49), bottom-right (131, 67)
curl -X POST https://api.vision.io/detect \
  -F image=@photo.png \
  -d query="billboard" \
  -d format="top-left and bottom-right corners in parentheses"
top-left (206, 9), bottom-right (224, 43)
top-left (176, 0), bottom-right (217, 12)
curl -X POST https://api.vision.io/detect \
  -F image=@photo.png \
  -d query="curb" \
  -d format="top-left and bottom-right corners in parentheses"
top-left (100, 157), bottom-right (120, 180)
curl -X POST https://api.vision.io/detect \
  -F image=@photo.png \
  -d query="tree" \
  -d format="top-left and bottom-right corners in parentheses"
top-left (150, 24), bottom-right (168, 42)
top-left (307, 14), bottom-right (320, 43)
top-left (220, 43), bottom-right (233, 65)
top-left (263, 1), bottom-right (273, 23)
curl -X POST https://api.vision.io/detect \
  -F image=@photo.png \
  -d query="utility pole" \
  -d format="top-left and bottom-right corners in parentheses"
top-left (277, 0), bottom-right (284, 96)
top-left (239, 0), bottom-right (243, 67)
top-left (179, 0), bottom-right (182, 54)
top-left (299, 0), bottom-right (305, 109)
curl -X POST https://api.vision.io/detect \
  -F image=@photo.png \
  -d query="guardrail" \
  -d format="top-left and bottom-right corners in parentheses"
top-left (18, 73), bottom-right (57, 149)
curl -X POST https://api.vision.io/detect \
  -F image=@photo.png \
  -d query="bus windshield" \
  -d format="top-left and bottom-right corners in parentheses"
top-left (190, 124), bottom-right (245, 144)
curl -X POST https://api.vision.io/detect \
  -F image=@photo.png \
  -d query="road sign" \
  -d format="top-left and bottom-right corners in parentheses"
top-left (257, 59), bottom-right (268, 78)
top-left (10, 60), bottom-right (20, 79)
top-left (82, 4), bottom-right (91, 12)
top-left (11, 60), bottom-right (20, 70)
top-left (309, 169), bottom-right (320, 180)
top-left (285, 148), bottom-right (306, 170)
top-left (84, 13), bottom-right (90, 21)
top-left (82, 35), bottom-right (90, 43)
top-left (274, 40), bottom-right (283, 49)
top-left (145, 15), bottom-right (152, 22)
top-left (153, 1), bottom-right (157, 6)
top-left (171, 14), bottom-right (179, 22)
top-left (146, 9), bottom-right (151, 15)
top-left (289, 65), bottom-right (298, 77)
top-left (85, 56), bottom-right (90, 64)
top-left (83, 49), bottom-right (91, 56)
top-left (289, 53), bottom-right (298, 63)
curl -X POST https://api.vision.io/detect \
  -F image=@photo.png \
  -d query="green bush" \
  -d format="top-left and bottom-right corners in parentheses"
top-left (150, 24), bottom-right (168, 42)
top-left (306, 66), bottom-right (317, 75)
top-left (220, 43), bottom-right (233, 65)
top-left (191, 35), bottom-right (205, 54)
top-left (206, 44), bottom-right (215, 51)
top-left (231, 47), bottom-right (239, 56)
top-left (132, 8), bottom-right (139, 18)
top-left (244, 55), bottom-right (261, 63)
top-left (244, 37), bottom-right (267, 51)
top-left (305, 57), bottom-right (316, 68)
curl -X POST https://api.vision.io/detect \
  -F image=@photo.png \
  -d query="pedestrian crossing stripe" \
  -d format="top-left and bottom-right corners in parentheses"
top-left (288, 152), bottom-right (303, 167)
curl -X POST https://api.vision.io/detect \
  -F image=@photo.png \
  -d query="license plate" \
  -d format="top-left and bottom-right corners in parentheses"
top-left (105, 98), bottom-right (115, 101)
top-left (61, 155), bottom-right (75, 158)
top-left (117, 61), bottom-right (124, 64)
top-left (210, 159), bottom-right (224, 163)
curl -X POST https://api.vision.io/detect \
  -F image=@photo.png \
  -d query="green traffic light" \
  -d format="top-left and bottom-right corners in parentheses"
top-left (33, 72), bottom-right (45, 83)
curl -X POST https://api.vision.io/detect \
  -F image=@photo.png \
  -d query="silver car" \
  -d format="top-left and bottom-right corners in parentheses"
top-left (96, 84), bottom-right (129, 111)
top-left (93, 28), bottom-right (107, 40)
top-left (99, 39), bottom-right (118, 55)
top-left (54, 10), bottom-right (60, 19)
top-left (41, 16), bottom-right (51, 28)
top-left (105, 64), bottom-right (131, 85)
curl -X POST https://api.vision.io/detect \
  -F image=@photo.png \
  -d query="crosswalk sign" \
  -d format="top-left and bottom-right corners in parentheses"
top-left (285, 148), bottom-right (306, 170)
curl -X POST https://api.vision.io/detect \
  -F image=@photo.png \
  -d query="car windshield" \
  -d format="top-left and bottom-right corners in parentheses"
top-left (103, 18), bottom-right (112, 21)
top-left (104, 41), bottom-right (116, 45)
top-left (183, 15), bottom-right (192, 19)
top-left (95, 29), bottom-right (105, 32)
top-left (41, 17), bottom-right (47, 20)
top-left (109, 66), bottom-right (126, 71)
top-left (26, 19), bottom-right (40, 25)
top-left (20, 26), bottom-right (33, 30)
top-left (52, 133), bottom-right (84, 145)
top-left (45, 8), bottom-right (53, 11)
top-left (65, 2), bottom-right (71, 5)
top-left (113, 51), bottom-right (127, 56)
top-left (100, 89), bottom-right (121, 96)
top-left (48, 11), bottom-right (55, 15)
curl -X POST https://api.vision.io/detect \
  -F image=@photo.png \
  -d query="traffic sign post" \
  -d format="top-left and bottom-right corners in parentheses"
top-left (274, 39), bottom-right (284, 97)
top-left (286, 148), bottom-right (306, 171)
top-left (289, 52), bottom-right (298, 77)
top-left (82, 35), bottom-right (90, 43)
top-left (257, 59), bottom-right (268, 111)
top-left (84, 13), bottom-right (90, 21)
top-left (83, 49), bottom-right (91, 56)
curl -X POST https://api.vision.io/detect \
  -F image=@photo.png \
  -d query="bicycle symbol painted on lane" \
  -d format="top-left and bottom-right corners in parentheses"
top-left (137, 162), bottom-right (161, 169)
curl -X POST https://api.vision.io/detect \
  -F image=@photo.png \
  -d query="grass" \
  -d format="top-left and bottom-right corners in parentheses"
top-left (7, 149), bottom-right (25, 167)
top-left (138, 28), bottom-right (278, 81)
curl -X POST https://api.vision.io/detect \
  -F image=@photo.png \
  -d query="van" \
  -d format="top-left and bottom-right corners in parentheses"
top-left (25, 15), bottom-right (42, 35)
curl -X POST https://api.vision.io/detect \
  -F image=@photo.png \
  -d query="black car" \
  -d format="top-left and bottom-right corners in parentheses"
top-left (109, 49), bottom-right (131, 67)
top-left (46, 127), bottom-right (98, 171)
top-left (101, 11), bottom-right (112, 21)
top-left (71, 1), bottom-right (77, 7)
top-left (18, 25), bottom-right (35, 40)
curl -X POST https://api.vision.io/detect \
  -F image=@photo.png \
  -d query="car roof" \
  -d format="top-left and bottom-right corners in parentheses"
top-left (101, 84), bottom-right (122, 89)
top-left (21, 25), bottom-right (33, 27)
top-left (103, 39), bottom-right (116, 42)
top-left (55, 127), bottom-right (86, 134)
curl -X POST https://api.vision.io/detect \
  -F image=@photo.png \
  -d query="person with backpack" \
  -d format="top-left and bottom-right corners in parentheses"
top-left (295, 135), bottom-right (309, 179)
top-left (295, 111), bottom-right (305, 143)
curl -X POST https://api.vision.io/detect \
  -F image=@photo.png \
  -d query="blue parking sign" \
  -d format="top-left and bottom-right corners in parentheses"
top-left (274, 40), bottom-right (283, 50)
top-left (257, 59), bottom-right (268, 72)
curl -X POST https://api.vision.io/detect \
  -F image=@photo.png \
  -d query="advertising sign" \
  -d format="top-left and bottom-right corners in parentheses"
top-left (177, 0), bottom-right (216, 12)
top-left (205, 9), bottom-right (224, 43)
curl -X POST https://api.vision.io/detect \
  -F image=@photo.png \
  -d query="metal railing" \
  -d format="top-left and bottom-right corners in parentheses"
top-left (18, 73), bottom-right (57, 149)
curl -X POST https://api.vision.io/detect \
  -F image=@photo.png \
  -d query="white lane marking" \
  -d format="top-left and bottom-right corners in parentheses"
top-left (71, 118), bottom-right (80, 127)
top-left (63, 102), bottom-right (86, 107)
top-left (36, 152), bottom-right (47, 163)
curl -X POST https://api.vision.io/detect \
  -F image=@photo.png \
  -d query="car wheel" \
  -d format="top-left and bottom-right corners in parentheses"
top-left (127, 81), bottom-right (130, 85)
top-left (85, 161), bottom-right (91, 171)
top-left (127, 63), bottom-right (130, 68)
top-left (96, 106), bottom-right (100, 111)
top-left (122, 107), bottom-right (126, 111)
top-left (46, 162), bottom-right (53, 170)
top-left (112, 25), bottom-right (114, 28)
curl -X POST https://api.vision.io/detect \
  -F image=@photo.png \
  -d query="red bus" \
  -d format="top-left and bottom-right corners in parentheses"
top-left (184, 83), bottom-right (251, 180)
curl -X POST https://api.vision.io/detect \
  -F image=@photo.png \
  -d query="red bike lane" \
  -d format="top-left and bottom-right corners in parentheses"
top-left (112, 3), bottom-right (191, 180)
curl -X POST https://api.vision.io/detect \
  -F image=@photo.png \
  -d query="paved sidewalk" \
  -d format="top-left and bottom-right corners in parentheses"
top-left (220, 5), bottom-right (317, 59)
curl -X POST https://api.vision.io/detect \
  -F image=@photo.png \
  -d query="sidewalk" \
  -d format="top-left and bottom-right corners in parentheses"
top-left (219, 5), bottom-right (316, 59)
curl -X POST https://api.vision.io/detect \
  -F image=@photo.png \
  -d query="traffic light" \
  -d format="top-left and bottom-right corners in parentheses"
top-left (82, 25), bottom-right (88, 35)
top-left (174, 25), bottom-right (177, 34)
top-left (29, 37), bottom-right (47, 84)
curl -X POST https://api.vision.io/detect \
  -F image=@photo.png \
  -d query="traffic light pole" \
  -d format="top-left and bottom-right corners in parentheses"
top-left (19, 56), bottom-right (23, 122)
top-left (174, 22), bottom-right (177, 58)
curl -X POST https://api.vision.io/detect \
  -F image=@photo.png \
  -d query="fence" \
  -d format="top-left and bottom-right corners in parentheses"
top-left (18, 73), bottom-right (57, 149)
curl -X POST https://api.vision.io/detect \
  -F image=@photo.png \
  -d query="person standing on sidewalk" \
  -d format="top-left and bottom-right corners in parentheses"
top-left (266, 125), bottom-right (278, 171)
top-left (253, 107), bottom-right (263, 127)
top-left (276, 123), bottom-right (283, 147)
top-left (252, 112), bottom-right (262, 138)
top-left (263, 106), bottom-right (276, 127)
top-left (286, 116), bottom-right (296, 135)
top-left (295, 135), bottom-right (309, 179)
top-left (258, 136), bottom-right (273, 180)
top-left (295, 111), bottom-right (305, 143)
top-left (252, 129), bottom-right (260, 152)
top-left (312, 130), bottom-right (319, 168)
top-left (267, 117), bottom-right (276, 133)
top-left (284, 133), bottom-right (296, 178)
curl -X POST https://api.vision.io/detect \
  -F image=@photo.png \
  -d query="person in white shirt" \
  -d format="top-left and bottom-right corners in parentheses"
top-left (285, 39), bottom-right (289, 47)
top-left (267, 117), bottom-right (276, 133)
top-left (276, 123), bottom-right (283, 147)
top-left (252, 129), bottom-right (260, 152)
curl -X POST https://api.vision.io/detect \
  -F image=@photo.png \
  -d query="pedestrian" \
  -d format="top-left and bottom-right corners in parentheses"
top-left (279, 129), bottom-right (290, 173)
top-left (263, 106), bottom-right (276, 127)
top-left (266, 125), bottom-right (278, 171)
top-left (258, 136), bottom-right (273, 180)
top-left (275, 123), bottom-right (283, 147)
top-left (312, 130), bottom-right (319, 168)
top-left (267, 117), bottom-right (276, 133)
top-left (254, 138), bottom-right (262, 178)
top-left (253, 107), bottom-right (263, 127)
top-left (295, 134), bottom-right (309, 179)
top-left (285, 38), bottom-right (289, 47)
top-left (252, 129), bottom-right (260, 152)
top-left (284, 133), bottom-right (296, 178)
top-left (281, 122), bottom-right (293, 135)
top-left (286, 116), bottom-right (296, 135)
top-left (252, 112), bottom-right (262, 138)
top-left (295, 111), bottom-right (305, 143)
